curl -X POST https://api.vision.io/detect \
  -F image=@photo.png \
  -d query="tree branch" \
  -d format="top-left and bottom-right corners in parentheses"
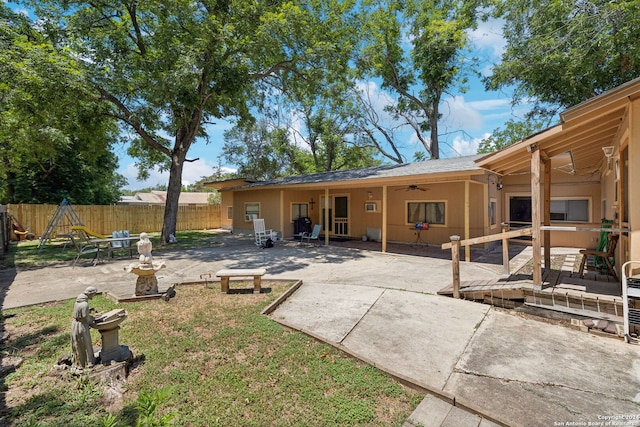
top-left (249, 60), bottom-right (294, 79)
top-left (97, 87), bottom-right (171, 157)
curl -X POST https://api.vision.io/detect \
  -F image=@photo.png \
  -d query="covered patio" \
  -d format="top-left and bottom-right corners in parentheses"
top-left (476, 77), bottom-right (640, 288)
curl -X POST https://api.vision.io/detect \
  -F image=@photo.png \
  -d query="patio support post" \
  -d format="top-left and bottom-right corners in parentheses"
top-left (324, 188), bottom-right (330, 246)
top-left (279, 190), bottom-right (284, 239)
top-left (450, 235), bottom-right (461, 298)
top-left (543, 153), bottom-right (551, 272)
top-left (501, 222), bottom-right (510, 275)
top-left (530, 144), bottom-right (543, 287)
top-left (382, 185), bottom-right (388, 253)
top-left (465, 181), bottom-right (470, 262)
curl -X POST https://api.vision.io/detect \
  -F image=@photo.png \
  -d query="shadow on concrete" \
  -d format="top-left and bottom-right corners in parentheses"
top-left (0, 245), bottom-right (16, 424)
top-left (326, 237), bottom-right (530, 266)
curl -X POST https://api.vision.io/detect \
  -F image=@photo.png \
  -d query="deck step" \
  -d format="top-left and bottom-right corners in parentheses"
top-left (524, 289), bottom-right (623, 321)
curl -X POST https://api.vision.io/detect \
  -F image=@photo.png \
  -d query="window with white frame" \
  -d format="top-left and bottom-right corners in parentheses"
top-left (550, 198), bottom-right (589, 222)
top-left (489, 198), bottom-right (497, 227)
top-left (407, 201), bottom-right (445, 225)
top-left (244, 203), bottom-right (259, 221)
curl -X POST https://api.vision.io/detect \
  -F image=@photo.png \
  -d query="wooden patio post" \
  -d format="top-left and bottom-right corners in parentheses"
top-left (324, 188), bottom-right (330, 246)
top-left (464, 181), bottom-right (470, 262)
top-left (501, 222), bottom-right (510, 276)
top-left (382, 185), bottom-right (388, 253)
top-left (450, 235), bottom-right (461, 298)
top-left (529, 145), bottom-right (542, 287)
top-left (543, 153), bottom-right (551, 272)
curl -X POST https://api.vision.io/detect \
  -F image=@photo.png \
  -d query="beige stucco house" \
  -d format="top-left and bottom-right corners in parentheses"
top-left (207, 156), bottom-right (501, 251)
top-left (207, 77), bottom-right (640, 284)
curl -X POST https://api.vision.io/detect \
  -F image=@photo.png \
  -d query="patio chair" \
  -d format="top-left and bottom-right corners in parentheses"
top-left (253, 219), bottom-right (274, 247)
top-left (69, 228), bottom-right (100, 266)
top-left (300, 224), bottom-right (322, 245)
top-left (578, 233), bottom-right (619, 281)
top-left (107, 230), bottom-right (134, 258)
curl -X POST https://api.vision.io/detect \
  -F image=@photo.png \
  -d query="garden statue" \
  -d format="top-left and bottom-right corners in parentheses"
top-left (137, 232), bottom-right (153, 264)
top-left (126, 232), bottom-right (166, 296)
top-left (71, 286), bottom-right (98, 369)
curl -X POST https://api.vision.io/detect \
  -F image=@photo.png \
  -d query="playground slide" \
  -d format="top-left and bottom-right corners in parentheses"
top-left (71, 225), bottom-right (108, 239)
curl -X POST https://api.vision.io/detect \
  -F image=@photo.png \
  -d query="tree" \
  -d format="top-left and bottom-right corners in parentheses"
top-left (0, 5), bottom-right (124, 204)
top-left (477, 119), bottom-right (545, 154)
top-left (223, 119), bottom-right (298, 181)
top-left (358, 0), bottom-right (478, 160)
top-left (222, 0), bottom-right (382, 178)
top-left (485, 0), bottom-right (640, 121)
top-left (22, 0), bottom-right (364, 243)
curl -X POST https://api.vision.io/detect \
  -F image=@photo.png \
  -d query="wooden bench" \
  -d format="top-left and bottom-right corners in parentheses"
top-left (215, 268), bottom-right (266, 294)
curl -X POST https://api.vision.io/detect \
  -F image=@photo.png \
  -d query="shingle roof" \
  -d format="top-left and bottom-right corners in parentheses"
top-left (122, 191), bottom-right (212, 205)
top-left (230, 155), bottom-right (484, 190)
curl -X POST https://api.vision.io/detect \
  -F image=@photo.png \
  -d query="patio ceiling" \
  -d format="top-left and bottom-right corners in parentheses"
top-left (477, 77), bottom-right (640, 176)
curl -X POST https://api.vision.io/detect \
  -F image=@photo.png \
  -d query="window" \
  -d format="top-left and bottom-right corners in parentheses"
top-left (227, 206), bottom-right (233, 220)
top-left (364, 202), bottom-right (378, 213)
top-left (291, 203), bottom-right (309, 221)
top-left (407, 202), bottom-right (445, 225)
top-left (509, 196), bottom-right (532, 224)
top-left (550, 199), bottom-right (589, 222)
top-left (489, 199), bottom-right (497, 227)
top-left (244, 203), bottom-right (259, 221)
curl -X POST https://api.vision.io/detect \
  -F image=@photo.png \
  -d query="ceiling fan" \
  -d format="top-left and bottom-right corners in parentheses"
top-left (396, 185), bottom-right (429, 192)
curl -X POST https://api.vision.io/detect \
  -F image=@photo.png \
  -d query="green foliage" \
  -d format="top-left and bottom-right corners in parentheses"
top-left (477, 118), bottom-right (546, 153)
top-left (17, 0), bottom-right (375, 239)
top-left (485, 0), bottom-right (640, 114)
top-left (358, 0), bottom-right (479, 159)
top-left (0, 5), bottom-right (125, 204)
top-left (99, 413), bottom-right (120, 427)
top-left (223, 0), bottom-right (383, 177)
top-left (135, 388), bottom-right (175, 427)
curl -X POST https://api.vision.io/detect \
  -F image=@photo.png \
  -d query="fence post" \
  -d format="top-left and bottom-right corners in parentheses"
top-left (450, 235), bottom-right (461, 299)
top-left (501, 222), bottom-right (510, 276)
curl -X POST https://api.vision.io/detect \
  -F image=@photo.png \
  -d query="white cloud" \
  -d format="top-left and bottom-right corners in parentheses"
top-left (467, 98), bottom-right (512, 111)
top-left (439, 96), bottom-right (484, 131)
top-left (467, 17), bottom-right (507, 59)
top-left (451, 133), bottom-right (490, 156)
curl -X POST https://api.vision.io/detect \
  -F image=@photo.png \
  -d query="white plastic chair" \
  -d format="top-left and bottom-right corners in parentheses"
top-left (253, 219), bottom-right (273, 247)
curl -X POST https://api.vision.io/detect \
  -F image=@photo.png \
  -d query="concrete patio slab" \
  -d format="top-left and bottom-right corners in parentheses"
top-left (270, 282), bottom-right (385, 343)
top-left (340, 289), bottom-right (490, 389)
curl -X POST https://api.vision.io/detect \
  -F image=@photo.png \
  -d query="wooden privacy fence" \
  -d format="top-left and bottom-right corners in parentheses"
top-left (8, 204), bottom-right (221, 237)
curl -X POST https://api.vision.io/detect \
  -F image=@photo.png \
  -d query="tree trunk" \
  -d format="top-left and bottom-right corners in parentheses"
top-left (430, 103), bottom-right (440, 159)
top-left (161, 151), bottom-right (186, 244)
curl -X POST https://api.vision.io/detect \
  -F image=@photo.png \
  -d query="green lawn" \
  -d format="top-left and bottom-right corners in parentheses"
top-left (1, 232), bottom-right (424, 426)
top-left (2, 231), bottom-right (222, 269)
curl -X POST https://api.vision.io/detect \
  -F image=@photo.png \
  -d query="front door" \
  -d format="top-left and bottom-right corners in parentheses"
top-left (321, 196), bottom-right (349, 236)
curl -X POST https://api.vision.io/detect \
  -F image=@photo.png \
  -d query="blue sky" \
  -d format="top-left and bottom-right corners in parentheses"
top-left (6, 1), bottom-right (530, 190)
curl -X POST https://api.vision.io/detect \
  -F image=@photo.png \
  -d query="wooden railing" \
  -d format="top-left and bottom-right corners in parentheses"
top-left (441, 225), bottom-right (533, 298)
top-left (8, 204), bottom-right (222, 237)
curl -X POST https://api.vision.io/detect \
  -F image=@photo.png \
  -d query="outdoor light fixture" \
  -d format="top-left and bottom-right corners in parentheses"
top-left (602, 146), bottom-right (617, 169)
top-left (602, 146), bottom-right (615, 158)
top-left (367, 191), bottom-right (373, 200)
top-left (489, 174), bottom-right (503, 190)
top-left (309, 197), bottom-right (315, 209)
